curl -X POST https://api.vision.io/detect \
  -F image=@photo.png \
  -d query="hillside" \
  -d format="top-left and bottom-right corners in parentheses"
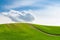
top-left (0, 23), bottom-right (60, 40)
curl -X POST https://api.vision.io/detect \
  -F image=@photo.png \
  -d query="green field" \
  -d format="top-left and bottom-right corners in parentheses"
top-left (0, 23), bottom-right (60, 40)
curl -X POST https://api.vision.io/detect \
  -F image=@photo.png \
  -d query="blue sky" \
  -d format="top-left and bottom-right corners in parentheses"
top-left (0, 0), bottom-right (60, 12)
top-left (0, 0), bottom-right (60, 25)
top-left (0, 0), bottom-right (52, 12)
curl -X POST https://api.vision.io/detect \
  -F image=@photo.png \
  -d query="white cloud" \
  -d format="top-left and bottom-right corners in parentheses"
top-left (0, 10), bottom-right (35, 24)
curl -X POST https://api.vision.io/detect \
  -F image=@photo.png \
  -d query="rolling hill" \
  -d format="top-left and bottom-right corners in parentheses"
top-left (0, 23), bottom-right (60, 40)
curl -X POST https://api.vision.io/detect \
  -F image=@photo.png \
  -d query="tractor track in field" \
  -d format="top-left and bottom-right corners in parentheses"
top-left (28, 24), bottom-right (60, 36)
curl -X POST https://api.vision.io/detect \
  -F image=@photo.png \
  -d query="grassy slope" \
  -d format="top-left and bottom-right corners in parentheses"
top-left (0, 23), bottom-right (60, 40)
top-left (33, 24), bottom-right (60, 34)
